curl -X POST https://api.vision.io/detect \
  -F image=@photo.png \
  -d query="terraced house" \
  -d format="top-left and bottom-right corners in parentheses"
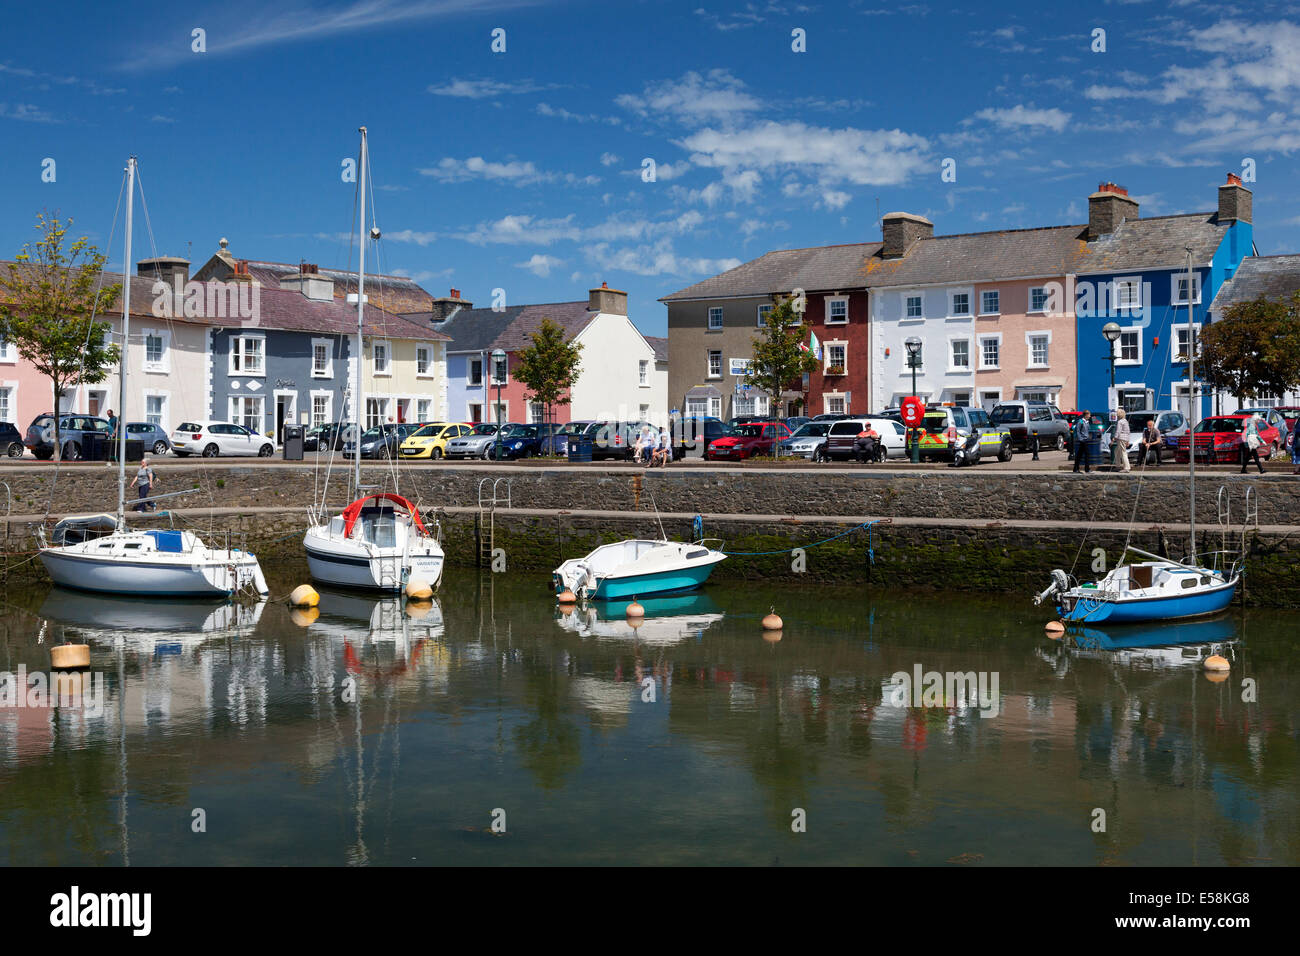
top-left (661, 246), bottom-right (875, 419)
top-left (1207, 253), bottom-right (1300, 412)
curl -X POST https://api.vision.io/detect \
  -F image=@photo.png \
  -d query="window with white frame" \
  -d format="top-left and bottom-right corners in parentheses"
top-left (469, 358), bottom-right (483, 386)
top-left (950, 291), bottom-right (971, 316)
top-left (1029, 286), bottom-right (1049, 312)
top-left (312, 339), bottom-right (332, 378)
top-left (468, 402), bottom-right (483, 422)
top-left (980, 290), bottom-right (999, 315)
top-left (143, 330), bottom-right (168, 372)
top-left (416, 345), bottom-right (432, 376)
top-left (638, 359), bottom-right (649, 386)
top-left (490, 354), bottom-right (508, 385)
top-left (708, 307), bottom-right (723, 330)
top-left (824, 394), bottom-right (846, 415)
top-left (979, 335), bottom-right (1001, 369)
top-left (1172, 324), bottom-right (1201, 363)
top-left (1027, 332), bottom-right (1050, 368)
top-left (365, 397), bottom-right (386, 428)
top-left (826, 343), bottom-right (846, 374)
top-left (905, 295), bottom-right (922, 318)
top-left (1173, 274), bottom-right (1202, 305)
top-left (416, 399), bottom-right (432, 421)
top-left (312, 393), bottom-right (330, 426)
top-left (230, 335), bottom-right (264, 375)
top-left (757, 303), bottom-right (773, 327)
top-left (709, 396), bottom-right (722, 418)
top-left (491, 400), bottom-right (508, 423)
top-left (1251, 393), bottom-right (1279, 408)
top-left (145, 393), bottom-right (166, 426)
top-left (0, 385), bottom-right (12, 422)
top-left (707, 350), bottom-right (722, 378)
top-left (639, 403), bottom-right (650, 421)
top-left (528, 401), bottom-right (545, 423)
top-left (1116, 330), bottom-right (1141, 365)
top-left (826, 297), bottom-right (848, 324)
top-left (230, 395), bottom-right (263, 433)
top-left (0, 335), bottom-right (14, 363)
top-left (372, 341), bottom-right (390, 375)
top-left (1114, 278), bottom-right (1141, 312)
top-left (950, 391), bottom-right (971, 407)
top-left (686, 398), bottom-right (708, 418)
top-left (950, 338), bottom-right (970, 370)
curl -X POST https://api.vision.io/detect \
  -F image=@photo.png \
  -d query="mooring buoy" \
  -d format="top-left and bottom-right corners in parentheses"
top-left (405, 578), bottom-right (433, 601)
top-left (289, 584), bottom-right (320, 608)
top-left (1204, 654), bottom-right (1230, 672)
top-left (762, 609), bottom-right (783, 631)
top-left (1045, 620), bottom-right (1065, 637)
top-left (558, 589), bottom-right (577, 604)
top-left (626, 599), bottom-right (645, 618)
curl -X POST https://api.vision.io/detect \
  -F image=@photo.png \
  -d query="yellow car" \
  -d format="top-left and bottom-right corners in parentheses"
top-left (399, 422), bottom-right (473, 460)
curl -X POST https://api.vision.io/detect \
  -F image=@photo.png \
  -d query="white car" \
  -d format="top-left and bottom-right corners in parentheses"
top-left (172, 421), bottom-right (275, 458)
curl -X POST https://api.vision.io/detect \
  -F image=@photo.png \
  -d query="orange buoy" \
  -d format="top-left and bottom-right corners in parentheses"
top-left (1204, 654), bottom-right (1230, 672)
top-left (626, 599), bottom-right (645, 618)
top-left (762, 609), bottom-right (783, 630)
top-left (558, 589), bottom-right (577, 604)
top-left (1045, 620), bottom-right (1065, 637)
top-left (50, 644), bottom-right (90, 670)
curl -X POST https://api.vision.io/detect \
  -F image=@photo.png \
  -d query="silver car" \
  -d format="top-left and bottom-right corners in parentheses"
top-left (445, 423), bottom-right (503, 459)
top-left (779, 421), bottom-right (832, 460)
top-left (1100, 409), bottom-right (1189, 463)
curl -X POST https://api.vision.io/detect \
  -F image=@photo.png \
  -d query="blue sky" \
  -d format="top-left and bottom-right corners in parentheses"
top-left (4, 0), bottom-right (1300, 336)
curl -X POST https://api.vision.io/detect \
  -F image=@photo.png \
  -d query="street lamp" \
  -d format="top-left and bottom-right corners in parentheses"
top-left (904, 336), bottom-right (922, 463)
top-left (1102, 322), bottom-right (1122, 395)
top-left (491, 348), bottom-right (506, 460)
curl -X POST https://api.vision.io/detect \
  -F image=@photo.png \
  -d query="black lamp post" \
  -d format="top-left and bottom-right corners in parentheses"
top-left (492, 348), bottom-right (506, 460)
top-left (1102, 321), bottom-right (1121, 394)
top-left (905, 336), bottom-right (922, 463)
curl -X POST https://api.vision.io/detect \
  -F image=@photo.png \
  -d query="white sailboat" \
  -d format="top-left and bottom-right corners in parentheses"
top-left (38, 156), bottom-right (270, 598)
top-left (302, 127), bottom-right (445, 592)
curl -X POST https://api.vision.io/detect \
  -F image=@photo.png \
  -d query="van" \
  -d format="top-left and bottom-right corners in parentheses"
top-left (989, 401), bottom-right (1068, 451)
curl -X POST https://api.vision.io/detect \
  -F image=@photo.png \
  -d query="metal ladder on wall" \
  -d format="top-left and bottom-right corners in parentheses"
top-left (1215, 484), bottom-right (1260, 577)
top-left (477, 478), bottom-right (512, 570)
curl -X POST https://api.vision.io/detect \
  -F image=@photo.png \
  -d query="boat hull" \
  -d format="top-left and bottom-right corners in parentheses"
top-left (304, 536), bottom-right (444, 593)
top-left (1059, 580), bottom-right (1237, 624)
top-left (40, 548), bottom-right (265, 598)
top-left (591, 563), bottom-right (720, 600)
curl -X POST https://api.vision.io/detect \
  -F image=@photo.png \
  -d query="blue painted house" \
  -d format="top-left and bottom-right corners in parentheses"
top-left (1074, 176), bottom-right (1254, 422)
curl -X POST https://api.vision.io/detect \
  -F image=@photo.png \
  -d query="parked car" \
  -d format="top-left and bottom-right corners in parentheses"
top-left (779, 421), bottom-right (833, 460)
top-left (123, 421), bottom-right (173, 456)
top-left (303, 425), bottom-right (325, 452)
top-left (583, 420), bottom-right (655, 461)
top-left (446, 423), bottom-right (501, 459)
top-left (544, 420), bottom-right (595, 457)
top-left (783, 416), bottom-right (811, 432)
top-left (1171, 415), bottom-right (1282, 464)
top-left (25, 413), bottom-right (114, 460)
top-left (486, 423), bottom-right (549, 460)
top-left (706, 421), bottom-right (791, 460)
top-left (345, 422), bottom-right (422, 459)
top-left (989, 401), bottom-right (1069, 451)
top-left (1098, 409), bottom-right (1188, 463)
top-left (312, 421), bottom-right (357, 452)
top-left (672, 417), bottom-right (727, 460)
top-left (916, 406), bottom-right (1013, 462)
top-left (172, 421), bottom-right (275, 457)
top-left (399, 422), bottom-right (473, 460)
top-left (1, 421), bottom-right (24, 458)
top-left (726, 414), bottom-right (771, 430)
top-left (1273, 405), bottom-right (1300, 436)
top-left (812, 413), bottom-right (853, 422)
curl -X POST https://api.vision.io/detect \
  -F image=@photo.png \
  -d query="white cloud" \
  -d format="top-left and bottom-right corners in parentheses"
top-left (428, 76), bottom-right (556, 99)
top-left (382, 229), bottom-right (439, 246)
top-left (536, 102), bottom-right (620, 124)
top-left (616, 69), bottom-right (762, 125)
top-left (458, 215), bottom-right (581, 246)
top-left (0, 102), bottom-right (58, 123)
top-left (584, 237), bottom-right (741, 277)
top-left (600, 152), bottom-right (621, 166)
top-left (517, 253), bottom-right (565, 277)
top-left (969, 104), bottom-right (1071, 132)
top-left (419, 156), bottom-right (599, 187)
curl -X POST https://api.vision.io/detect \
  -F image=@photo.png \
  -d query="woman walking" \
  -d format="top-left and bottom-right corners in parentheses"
top-left (1239, 413), bottom-right (1265, 474)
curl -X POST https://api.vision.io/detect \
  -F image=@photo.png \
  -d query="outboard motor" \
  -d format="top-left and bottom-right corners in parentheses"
top-left (1034, 569), bottom-right (1071, 606)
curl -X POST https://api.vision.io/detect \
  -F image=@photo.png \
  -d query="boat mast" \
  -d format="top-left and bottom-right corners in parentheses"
top-left (354, 127), bottom-right (367, 496)
top-left (116, 157), bottom-right (136, 525)
top-left (1186, 247), bottom-right (1196, 562)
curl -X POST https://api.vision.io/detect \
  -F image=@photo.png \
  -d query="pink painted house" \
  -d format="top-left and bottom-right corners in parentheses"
top-left (972, 278), bottom-right (1076, 411)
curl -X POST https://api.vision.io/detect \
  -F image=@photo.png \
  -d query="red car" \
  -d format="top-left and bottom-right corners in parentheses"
top-left (1172, 415), bottom-right (1281, 464)
top-left (705, 421), bottom-right (792, 460)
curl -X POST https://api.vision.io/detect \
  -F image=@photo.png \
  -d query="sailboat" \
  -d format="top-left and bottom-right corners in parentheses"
top-left (1035, 251), bottom-right (1240, 625)
top-left (38, 157), bottom-right (270, 598)
top-left (302, 128), bottom-right (445, 592)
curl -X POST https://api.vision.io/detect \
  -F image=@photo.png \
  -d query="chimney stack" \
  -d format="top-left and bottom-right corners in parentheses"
top-left (1088, 182), bottom-right (1140, 239)
top-left (880, 212), bottom-right (934, 258)
top-left (589, 281), bottom-right (628, 315)
top-left (430, 286), bottom-right (472, 323)
top-left (278, 264), bottom-right (334, 301)
top-left (1218, 172), bottom-right (1252, 224)
top-left (136, 255), bottom-right (191, 295)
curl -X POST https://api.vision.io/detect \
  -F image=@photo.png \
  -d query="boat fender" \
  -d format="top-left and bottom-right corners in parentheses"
top-left (289, 584), bottom-right (320, 608)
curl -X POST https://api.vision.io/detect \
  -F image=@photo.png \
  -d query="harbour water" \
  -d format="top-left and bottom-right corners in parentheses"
top-left (0, 566), bottom-right (1294, 866)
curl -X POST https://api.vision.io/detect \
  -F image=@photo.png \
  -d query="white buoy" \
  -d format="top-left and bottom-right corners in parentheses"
top-left (1204, 654), bottom-right (1230, 672)
top-left (289, 584), bottom-right (320, 608)
top-left (626, 599), bottom-right (645, 618)
top-left (405, 578), bottom-right (433, 601)
top-left (51, 644), bottom-right (90, 670)
top-left (1045, 620), bottom-right (1065, 637)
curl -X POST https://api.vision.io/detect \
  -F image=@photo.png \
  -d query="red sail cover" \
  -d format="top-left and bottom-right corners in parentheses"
top-left (340, 493), bottom-right (427, 537)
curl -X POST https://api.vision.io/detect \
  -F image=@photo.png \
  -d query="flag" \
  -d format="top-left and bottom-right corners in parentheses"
top-left (809, 331), bottom-right (822, 360)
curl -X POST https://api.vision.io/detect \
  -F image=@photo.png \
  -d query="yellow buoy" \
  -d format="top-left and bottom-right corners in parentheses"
top-left (1204, 654), bottom-right (1230, 672)
top-left (762, 609), bottom-right (783, 630)
top-left (289, 584), bottom-right (320, 608)
top-left (289, 606), bottom-right (320, 627)
top-left (557, 589), bottom-right (577, 604)
top-left (50, 644), bottom-right (90, 670)
top-left (762, 629), bottom-right (782, 644)
top-left (626, 600), bottom-right (645, 618)
top-left (405, 578), bottom-right (433, 601)
top-left (1045, 620), bottom-right (1065, 637)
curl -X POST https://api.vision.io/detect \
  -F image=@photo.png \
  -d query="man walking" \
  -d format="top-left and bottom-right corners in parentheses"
top-left (130, 456), bottom-right (157, 512)
top-left (1072, 411), bottom-right (1093, 473)
top-left (1113, 408), bottom-right (1132, 472)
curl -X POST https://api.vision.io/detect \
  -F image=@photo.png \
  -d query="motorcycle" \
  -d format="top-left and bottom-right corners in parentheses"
top-left (951, 429), bottom-right (982, 467)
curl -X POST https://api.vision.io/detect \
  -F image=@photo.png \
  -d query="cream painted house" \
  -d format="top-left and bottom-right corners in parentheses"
top-left (358, 334), bottom-right (449, 426)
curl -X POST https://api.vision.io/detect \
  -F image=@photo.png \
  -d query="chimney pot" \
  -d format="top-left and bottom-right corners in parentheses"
top-left (1218, 174), bottom-right (1252, 224)
top-left (450, 288), bottom-right (460, 299)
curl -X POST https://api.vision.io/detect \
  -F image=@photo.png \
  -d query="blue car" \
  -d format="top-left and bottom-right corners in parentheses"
top-left (488, 423), bottom-right (549, 460)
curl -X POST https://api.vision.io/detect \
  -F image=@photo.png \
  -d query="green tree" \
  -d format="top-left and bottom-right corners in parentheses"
top-left (0, 214), bottom-right (120, 460)
top-left (1199, 292), bottom-right (1300, 405)
top-left (746, 296), bottom-right (818, 437)
top-left (511, 318), bottom-right (584, 453)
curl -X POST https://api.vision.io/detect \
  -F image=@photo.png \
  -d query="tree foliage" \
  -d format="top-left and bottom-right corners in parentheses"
top-left (511, 318), bottom-right (584, 449)
top-left (1199, 292), bottom-right (1300, 402)
top-left (0, 214), bottom-right (120, 459)
top-left (746, 297), bottom-right (819, 418)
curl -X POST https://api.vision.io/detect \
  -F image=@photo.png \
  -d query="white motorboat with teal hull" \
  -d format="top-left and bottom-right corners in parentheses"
top-left (553, 539), bottom-right (726, 601)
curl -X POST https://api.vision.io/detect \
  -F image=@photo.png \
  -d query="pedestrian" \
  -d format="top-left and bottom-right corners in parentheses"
top-left (1072, 411), bottom-right (1093, 474)
top-left (1138, 418), bottom-right (1162, 467)
top-left (1112, 408), bottom-right (1131, 472)
top-left (1240, 413), bottom-right (1265, 474)
top-left (106, 408), bottom-right (118, 437)
top-left (1290, 420), bottom-right (1300, 475)
top-left (130, 455), bottom-right (157, 512)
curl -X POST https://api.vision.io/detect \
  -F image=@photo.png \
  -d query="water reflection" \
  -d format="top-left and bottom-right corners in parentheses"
top-left (0, 570), bottom-right (1293, 866)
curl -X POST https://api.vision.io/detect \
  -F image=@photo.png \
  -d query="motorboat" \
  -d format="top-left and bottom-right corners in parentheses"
top-left (553, 538), bottom-right (726, 601)
top-left (303, 493), bottom-right (444, 591)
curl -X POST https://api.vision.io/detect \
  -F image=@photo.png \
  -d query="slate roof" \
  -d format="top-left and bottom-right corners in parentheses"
top-left (435, 300), bottom-right (596, 353)
top-left (1209, 255), bottom-right (1300, 313)
top-left (244, 285), bottom-right (448, 339)
top-left (645, 335), bottom-right (668, 362)
top-left (241, 261), bottom-right (435, 314)
top-left (0, 264), bottom-right (207, 324)
top-left (660, 211), bottom-right (1233, 301)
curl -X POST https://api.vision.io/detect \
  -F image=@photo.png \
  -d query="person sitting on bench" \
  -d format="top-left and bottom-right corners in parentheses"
top-left (853, 424), bottom-right (880, 463)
